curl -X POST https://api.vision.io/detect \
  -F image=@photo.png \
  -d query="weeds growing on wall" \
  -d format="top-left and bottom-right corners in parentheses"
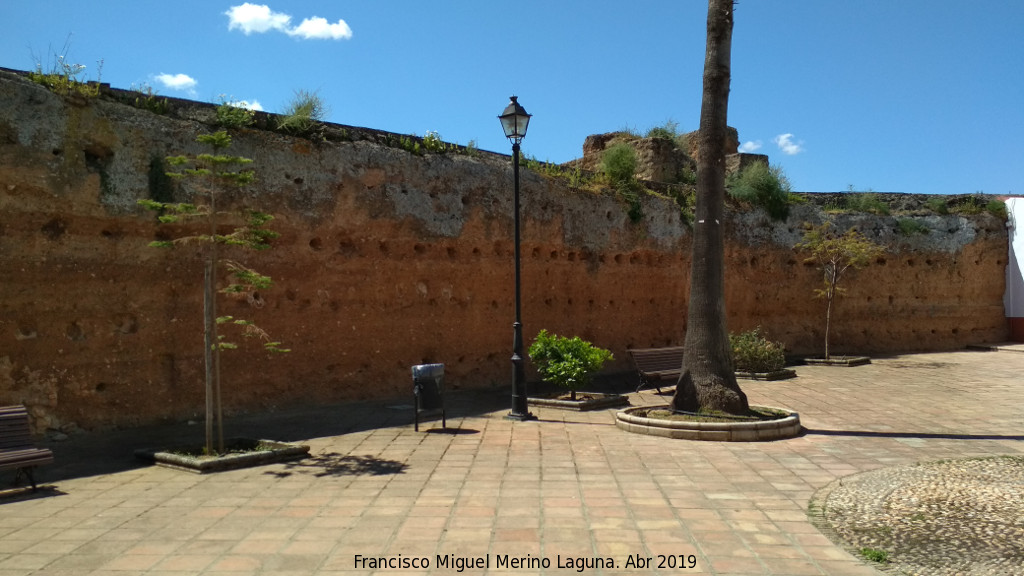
top-left (645, 119), bottom-right (690, 151)
top-left (277, 89), bottom-right (327, 133)
top-left (28, 40), bottom-right (103, 99)
top-left (951, 194), bottom-right (1007, 218)
top-left (845, 192), bottom-right (890, 215)
top-left (600, 143), bottom-right (645, 222)
top-left (926, 197), bottom-right (950, 215)
top-left (217, 98), bottom-right (256, 129)
top-left (726, 162), bottom-right (793, 220)
top-left (896, 218), bottom-right (930, 236)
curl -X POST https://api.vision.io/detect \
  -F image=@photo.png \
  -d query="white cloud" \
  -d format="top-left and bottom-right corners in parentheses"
top-left (738, 140), bottom-right (762, 153)
top-left (154, 73), bottom-right (197, 94)
top-left (225, 3), bottom-right (291, 34)
top-left (226, 4), bottom-right (352, 40)
top-left (287, 16), bottom-right (353, 40)
top-left (774, 133), bottom-right (804, 155)
top-left (229, 99), bottom-right (264, 111)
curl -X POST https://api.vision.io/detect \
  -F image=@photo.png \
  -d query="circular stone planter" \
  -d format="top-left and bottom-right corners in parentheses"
top-left (616, 405), bottom-right (801, 441)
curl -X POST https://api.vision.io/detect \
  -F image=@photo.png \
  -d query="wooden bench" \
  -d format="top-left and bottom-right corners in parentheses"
top-left (628, 346), bottom-right (684, 393)
top-left (0, 405), bottom-right (54, 491)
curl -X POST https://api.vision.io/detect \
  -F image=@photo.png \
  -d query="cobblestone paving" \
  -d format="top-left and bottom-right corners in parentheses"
top-left (811, 456), bottom-right (1024, 575)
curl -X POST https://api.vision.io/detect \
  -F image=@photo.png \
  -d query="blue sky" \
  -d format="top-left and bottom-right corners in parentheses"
top-left (2, 1), bottom-right (1021, 195)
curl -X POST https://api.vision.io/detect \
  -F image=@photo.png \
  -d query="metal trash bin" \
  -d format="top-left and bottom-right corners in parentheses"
top-left (412, 363), bottom-right (446, 432)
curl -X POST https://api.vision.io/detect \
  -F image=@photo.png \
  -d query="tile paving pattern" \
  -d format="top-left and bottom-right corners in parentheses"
top-left (0, 349), bottom-right (1022, 575)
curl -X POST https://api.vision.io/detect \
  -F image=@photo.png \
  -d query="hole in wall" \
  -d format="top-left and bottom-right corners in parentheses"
top-left (309, 237), bottom-right (323, 251)
top-left (66, 322), bottom-right (86, 341)
top-left (41, 218), bottom-right (67, 240)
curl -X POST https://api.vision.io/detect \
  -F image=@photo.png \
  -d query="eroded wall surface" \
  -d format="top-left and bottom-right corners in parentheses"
top-left (0, 72), bottom-right (1008, 432)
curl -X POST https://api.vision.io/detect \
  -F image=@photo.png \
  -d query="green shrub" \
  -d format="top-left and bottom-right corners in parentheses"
top-left (730, 328), bottom-right (786, 373)
top-left (277, 89), bottom-right (327, 133)
top-left (645, 120), bottom-right (680, 141)
top-left (986, 199), bottom-right (1008, 218)
top-left (28, 50), bottom-right (103, 99)
top-left (528, 330), bottom-right (614, 400)
top-left (216, 100), bottom-right (255, 128)
top-left (846, 192), bottom-right (890, 215)
top-left (925, 196), bottom-right (950, 215)
top-left (601, 143), bottom-right (638, 186)
top-left (134, 85), bottom-right (169, 115)
top-left (421, 131), bottom-right (451, 153)
top-left (726, 162), bottom-right (793, 221)
top-left (896, 218), bottom-right (929, 236)
top-left (954, 195), bottom-right (1009, 218)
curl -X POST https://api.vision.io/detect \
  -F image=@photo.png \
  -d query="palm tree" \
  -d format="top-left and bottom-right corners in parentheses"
top-left (671, 0), bottom-right (749, 414)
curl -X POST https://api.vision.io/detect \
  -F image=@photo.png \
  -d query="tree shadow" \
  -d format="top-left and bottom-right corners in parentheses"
top-left (423, 427), bottom-right (479, 435)
top-left (804, 429), bottom-right (1024, 441)
top-left (265, 452), bottom-right (408, 478)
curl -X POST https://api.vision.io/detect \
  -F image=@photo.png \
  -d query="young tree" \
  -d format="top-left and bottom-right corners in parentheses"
top-left (671, 0), bottom-right (749, 414)
top-left (796, 222), bottom-right (884, 359)
top-left (139, 130), bottom-right (287, 455)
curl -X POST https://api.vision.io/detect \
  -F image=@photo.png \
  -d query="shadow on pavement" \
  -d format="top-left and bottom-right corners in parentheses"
top-left (804, 428), bottom-right (1024, 441)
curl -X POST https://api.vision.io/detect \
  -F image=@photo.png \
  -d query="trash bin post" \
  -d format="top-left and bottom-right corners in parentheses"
top-left (412, 363), bottom-right (446, 432)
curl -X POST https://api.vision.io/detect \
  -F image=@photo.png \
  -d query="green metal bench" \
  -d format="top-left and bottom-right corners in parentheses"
top-left (628, 346), bottom-right (684, 393)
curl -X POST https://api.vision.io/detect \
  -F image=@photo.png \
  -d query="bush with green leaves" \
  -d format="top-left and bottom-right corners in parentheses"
top-left (646, 120), bottom-right (680, 140)
top-left (925, 197), bottom-right (950, 215)
top-left (951, 194), bottom-right (1007, 218)
top-left (28, 45), bottom-right (103, 99)
top-left (421, 130), bottom-right (447, 153)
top-left (730, 328), bottom-right (786, 373)
top-left (726, 162), bottom-right (793, 220)
top-left (897, 218), bottom-right (929, 236)
top-left (600, 143), bottom-right (644, 221)
top-left (528, 330), bottom-right (614, 400)
top-left (216, 99), bottom-right (256, 128)
top-left (277, 89), bottom-right (327, 133)
top-left (845, 192), bottom-right (890, 215)
top-left (601, 143), bottom-right (638, 187)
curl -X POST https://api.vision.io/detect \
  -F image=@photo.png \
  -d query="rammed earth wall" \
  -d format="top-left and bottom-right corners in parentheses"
top-left (0, 70), bottom-right (1009, 432)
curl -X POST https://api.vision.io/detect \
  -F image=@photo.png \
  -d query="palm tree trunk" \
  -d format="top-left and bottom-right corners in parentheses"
top-left (672, 0), bottom-right (749, 415)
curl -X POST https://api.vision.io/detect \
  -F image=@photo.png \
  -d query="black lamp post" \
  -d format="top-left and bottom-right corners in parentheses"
top-left (498, 96), bottom-right (535, 421)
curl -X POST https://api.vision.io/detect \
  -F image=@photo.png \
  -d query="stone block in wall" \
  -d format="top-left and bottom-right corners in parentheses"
top-left (725, 153), bottom-right (769, 176)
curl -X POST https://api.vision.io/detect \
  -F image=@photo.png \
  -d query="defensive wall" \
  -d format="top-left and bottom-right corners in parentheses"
top-left (0, 69), bottom-right (1010, 433)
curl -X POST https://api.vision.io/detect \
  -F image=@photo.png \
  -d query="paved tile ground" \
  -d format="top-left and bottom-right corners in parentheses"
top-left (1, 349), bottom-right (1022, 575)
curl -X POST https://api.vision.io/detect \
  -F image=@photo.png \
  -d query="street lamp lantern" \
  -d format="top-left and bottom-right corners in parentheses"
top-left (499, 96), bottom-right (531, 143)
top-left (498, 96), bottom-right (535, 421)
